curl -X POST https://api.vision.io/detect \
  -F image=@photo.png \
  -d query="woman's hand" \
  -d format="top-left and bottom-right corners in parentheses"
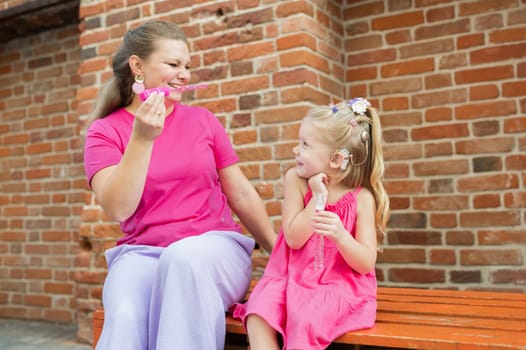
top-left (132, 92), bottom-right (167, 141)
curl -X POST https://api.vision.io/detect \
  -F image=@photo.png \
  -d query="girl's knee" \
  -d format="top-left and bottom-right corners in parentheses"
top-left (246, 314), bottom-right (280, 350)
top-left (246, 314), bottom-right (272, 333)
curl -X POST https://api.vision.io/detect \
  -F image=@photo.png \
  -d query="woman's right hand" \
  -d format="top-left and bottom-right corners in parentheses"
top-left (132, 91), bottom-right (167, 141)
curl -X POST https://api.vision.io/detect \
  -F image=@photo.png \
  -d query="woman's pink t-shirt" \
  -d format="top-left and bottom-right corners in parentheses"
top-left (84, 104), bottom-right (242, 247)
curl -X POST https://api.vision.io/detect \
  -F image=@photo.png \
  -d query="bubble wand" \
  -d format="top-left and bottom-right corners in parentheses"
top-left (138, 83), bottom-right (209, 101)
top-left (313, 193), bottom-right (327, 271)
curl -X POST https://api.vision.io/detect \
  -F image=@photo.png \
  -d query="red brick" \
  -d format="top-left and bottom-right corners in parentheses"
top-left (345, 34), bottom-right (383, 51)
top-left (504, 117), bottom-right (526, 133)
top-left (344, 1), bottom-right (384, 20)
top-left (280, 86), bottom-right (328, 105)
top-left (473, 194), bottom-right (500, 209)
top-left (389, 268), bottom-right (445, 283)
top-left (276, 32), bottom-right (316, 51)
top-left (416, 19), bottom-right (470, 41)
top-left (478, 229), bottom-right (526, 245)
top-left (470, 84), bottom-right (499, 100)
top-left (459, 0), bottom-right (517, 16)
top-left (276, 1), bottom-right (314, 17)
top-left (503, 81), bottom-right (526, 97)
top-left (424, 142), bottom-right (453, 157)
top-left (383, 143), bottom-right (422, 161)
top-left (385, 29), bottom-right (411, 45)
top-left (346, 66), bottom-right (377, 81)
top-left (430, 213), bottom-right (457, 228)
top-left (425, 107), bottom-right (453, 122)
top-left (274, 68), bottom-right (319, 88)
top-left (470, 43), bottom-right (526, 65)
top-left (457, 33), bottom-right (485, 50)
top-left (232, 130), bottom-right (257, 145)
top-left (348, 48), bottom-right (397, 66)
top-left (412, 123), bottom-right (469, 141)
top-left (455, 137), bottom-right (514, 154)
top-left (382, 58), bottom-right (434, 78)
top-left (490, 269), bottom-right (526, 284)
top-left (372, 11), bottom-right (424, 30)
top-left (425, 73), bottom-right (452, 90)
top-left (413, 195), bottom-right (469, 210)
top-left (255, 106), bottom-right (309, 124)
top-left (504, 191), bottom-right (526, 208)
top-left (490, 27), bottom-right (526, 43)
top-left (430, 249), bottom-right (456, 265)
top-left (446, 231), bottom-right (475, 246)
top-left (460, 210), bottom-right (520, 227)
top-left (460, 249), bottom-right (522, 265)
top-left (280, 50), bottom-right (329, 73)
top-left (384, 180), bottom-right (425, 195)
top-left (377, 248), bottom-right (426, 263)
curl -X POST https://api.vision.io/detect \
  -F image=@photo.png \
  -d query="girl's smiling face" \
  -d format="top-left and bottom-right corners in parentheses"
top-left (140, 38), bottom-right (191, 105)
top-left (293, 119), bottom-right (333, 179)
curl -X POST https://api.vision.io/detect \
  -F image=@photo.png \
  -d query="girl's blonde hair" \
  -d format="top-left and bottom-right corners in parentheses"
top-left (85, 20), bottom-right (187, 128)
top-left (305, 99), bottom-right (390, 241)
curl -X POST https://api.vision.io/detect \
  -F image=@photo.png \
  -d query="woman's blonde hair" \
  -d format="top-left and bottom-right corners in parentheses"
top-left (85, 20), bottom-right (187, 128)
top-left (305, 99), bottom-right (390, 241)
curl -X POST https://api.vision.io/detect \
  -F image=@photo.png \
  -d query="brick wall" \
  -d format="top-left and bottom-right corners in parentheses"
top-left (1, 0), bottom-right (525, 345)
top-left (0, 23), bottom-right (83, 324)
top-left (347, 0), bottom-right (526, 288)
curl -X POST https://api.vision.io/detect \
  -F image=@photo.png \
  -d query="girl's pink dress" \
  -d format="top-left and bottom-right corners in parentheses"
top-left (233, 187), bottom-right (377, 350)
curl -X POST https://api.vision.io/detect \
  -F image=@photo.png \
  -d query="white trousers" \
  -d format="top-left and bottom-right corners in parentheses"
top-left (95, 231), bottom-right (254, 350)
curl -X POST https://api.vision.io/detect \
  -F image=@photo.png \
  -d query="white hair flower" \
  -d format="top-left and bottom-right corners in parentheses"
top-left (348, 98), bottom-right (371, 116)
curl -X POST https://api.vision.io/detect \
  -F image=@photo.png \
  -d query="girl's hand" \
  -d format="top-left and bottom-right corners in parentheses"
top-left (308, 173), bottom-right (328, 197)
top-left (312, 210), bottom-right (348, 244)
top-left (132, 92), bottom-right (167, 141)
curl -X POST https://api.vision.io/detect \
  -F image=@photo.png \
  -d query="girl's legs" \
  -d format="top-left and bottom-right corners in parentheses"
top-left (95, 245), bottom-right (162, 350)
top-left (149, 231), bottom-right (254, 350)
top-left (246, 314), bottom-right (280, 350)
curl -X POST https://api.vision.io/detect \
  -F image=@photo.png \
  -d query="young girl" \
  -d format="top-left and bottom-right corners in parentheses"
top-left (233, 98), bottom-right (390, 350)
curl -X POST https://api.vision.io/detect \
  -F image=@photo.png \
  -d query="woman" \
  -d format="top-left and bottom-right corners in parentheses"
top-left (84, 20), bottom-right (276, 350)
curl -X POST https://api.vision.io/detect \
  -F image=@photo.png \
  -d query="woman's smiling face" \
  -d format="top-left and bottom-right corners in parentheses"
top-left (141, 38), bottom-right (191, 105)
top-left (292, 119), bottom-right (333, 179)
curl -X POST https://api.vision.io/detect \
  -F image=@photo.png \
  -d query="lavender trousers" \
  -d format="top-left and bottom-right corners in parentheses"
top-left (95, 231), bottom-right (255, 350)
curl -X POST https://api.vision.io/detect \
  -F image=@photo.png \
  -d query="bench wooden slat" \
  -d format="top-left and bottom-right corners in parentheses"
top-left (380, 295), bottom-right (526, 309)
top-left (379, 287), bottom-right (526, 301)
top-left (375, 313), bottom-right (526, 332)
top-left (335, 322), bottom-right (526, 350)
top-left (379, 292), bottom-right (526, 308)
top-left (378, 300), bottom-right (526, 320)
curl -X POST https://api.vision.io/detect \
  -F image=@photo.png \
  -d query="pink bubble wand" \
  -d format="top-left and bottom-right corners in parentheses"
top-left (139, 83), bottom-right (209, 101)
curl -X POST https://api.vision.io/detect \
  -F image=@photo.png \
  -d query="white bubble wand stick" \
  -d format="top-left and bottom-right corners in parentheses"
top-left (313, 193), bottom-right (327, 271)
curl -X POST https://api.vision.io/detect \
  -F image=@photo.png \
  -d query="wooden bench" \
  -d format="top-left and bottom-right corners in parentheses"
top-left (92, 283), bottom-right (526, 349)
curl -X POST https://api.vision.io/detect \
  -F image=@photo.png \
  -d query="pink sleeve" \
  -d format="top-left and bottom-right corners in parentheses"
top-left (83, 119), bottom-right (128, 187)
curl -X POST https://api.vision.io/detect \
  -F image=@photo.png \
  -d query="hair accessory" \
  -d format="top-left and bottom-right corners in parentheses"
top-left (349, 119), bottom-right (357, 127)
top-left (132, 75), bottom-right (145, 94)
top-left (329, 103), bottom-right (338, 114)
top-left (348, 97), bottom-right (371, 116)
